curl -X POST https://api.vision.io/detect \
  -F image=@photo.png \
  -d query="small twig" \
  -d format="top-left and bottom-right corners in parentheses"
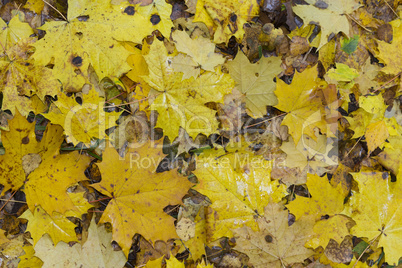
top-left (0, 40), bottom-right (10, 59)
top-left (352, 233), bottom-right (382, 268)
top-left (79, 144), bottom-right (85, 160)
top-left (16, 3), bottom-right (23, 11)
top-left (382, 0), bottom-right (399, 18)
top-left (345, 136), bottom-right (363, 157)
top-left (206, 249), bottom-right (224, 259)
top-left (104, 93), bottom-right (160, 109)
top-left (128, 83), bottom-right (137, 92)
top-left (0, 191), bottom-right (17, 212)
top-left (165, 204), bottom-right (180, 214)
top-left (279, 257), bottom-right (286, 268)
top-left (42, 0), bottom-right (68, 21)
top-left (105, 92), bottom-right (125, 103)
top-left (372, 72), bottom-right (401, 93)
top-left (73, 143), bottom-right (87, 165)
top-left (125, 262), bottom-right (135, 268)
top-left (0, 198), bottom-right (26, 204)
top-left (303, 47), bottom-right (313, 62)
top-left (346, 14), bottom-right (372, 33)
top-left (244, 113), bottom-right (287, 129)
top-left (89, 196), bottom-right (112, 203)
top-left (290, 185), bottom-right (296, 200)
top-left (105, 104), bottom-right (132, 115)
top-left (179, 239), bottom-right (192, 259)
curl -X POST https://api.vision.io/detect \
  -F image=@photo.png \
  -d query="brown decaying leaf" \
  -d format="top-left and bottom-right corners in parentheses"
top-left (233, 202), bottom-right (315, 268)
top-left (134, 236), bottom-right (179, 266)
top-left (324, 236), bottom-right (353, 264)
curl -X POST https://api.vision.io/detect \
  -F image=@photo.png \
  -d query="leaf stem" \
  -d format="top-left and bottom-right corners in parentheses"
top-left (0, 39), bottom-right (11, 60)
top-left (346, 14), bottom-right (372, 33)
top-left (352, 233), bottom-right (382, 268)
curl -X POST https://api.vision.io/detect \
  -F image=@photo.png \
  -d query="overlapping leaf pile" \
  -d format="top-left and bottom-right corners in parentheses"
top-left (0, 0), bottom-right (401, 267)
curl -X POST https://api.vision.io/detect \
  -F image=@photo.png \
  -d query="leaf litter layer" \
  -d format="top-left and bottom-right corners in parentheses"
top-left (0, 0), bottom-right (401, 267)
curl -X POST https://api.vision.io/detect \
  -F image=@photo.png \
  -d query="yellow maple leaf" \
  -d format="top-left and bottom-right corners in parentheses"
top-left (92, 141), bottom-right (193, 256)
top-left (33, 217), bottom-right (126, 267)
top-left (44, 88), bottom-right (122, 146)
top-left (346, 171), bottom-right (402, 266)
top-left (377, 17), bottom-right (402, 75)
top-left (64, 191), bottom-right (93, 218)
top-left (324, 63), bottom-right (359, 104)
top-left (171, 30), bottom-right (225, 79)
top-left (321, 255), bottom-right (371, 268)
top-left (142, 39), bottom-right (234, 141)
top-left (0, 13), bottom-right (33, 53)
top-left (18, 244), bottom-right (43, 268)
top-left (166, 256), bottom-right (185, 268)
top-left (377, 136), bottom-right (402, 176)
top-left (233, 202), bottom-right (315, 268)
top-left (197, 261), bottom-right (214, 268)
top-left (20, 206), bottom-right (78, 246)
top-left (176, 211), bottom-right (206, 261)
top-left (23, 0), bottom-right (44, 14)
top-left (275, 67), bottom-right (328, 145)
top-left (306, 215), bottom-right (351, 249)
top-left (359, 94), bottom-right (387, 115)
top-left (136, 0), bottom-right (175, 39)
top-left (280, 135), bottom-right (337, 173)
top-left (32, 0), bottom-right (147, 90)
top-left (0, 232), bottom-right (24, 264)
top-left (193, 143), bottom-right (287, 241)
top-left (286, 173), bottom-right (344, 220)
top-left (0, 38), bottom-right (60, 116)
top-left (345, 108), bottom-right (374, 138)
top-left (24, 151), bottom-right (91, 215)
top-left (288, 24), bottom-right (321, 48)
top-left (145, 256), bottom-right (164, 268)
top-left (227, 50), bottom-right (283, 118)
top-left (293, 0), bottom-right (360, 49)
top-left (347, 94), bottom-right (399, 154)
top-left (318, 39), bottom-right (335, 71)
top-left (126, 47), bottom-right (149, 83)
top-left (354, 59), bottom-right (382, 96)
top-left (324, 60), bottom-right (378, 112)
top-left (194, 0), bottom-right (259, 44)
top-left (365, 120), bottom-right (389, 154)
top-left (0, 111), bottom-right (64, 194)
top-left (130, 81), bottom-right (153, 113)
top-left (171, 53), bottom-right (201, 80)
